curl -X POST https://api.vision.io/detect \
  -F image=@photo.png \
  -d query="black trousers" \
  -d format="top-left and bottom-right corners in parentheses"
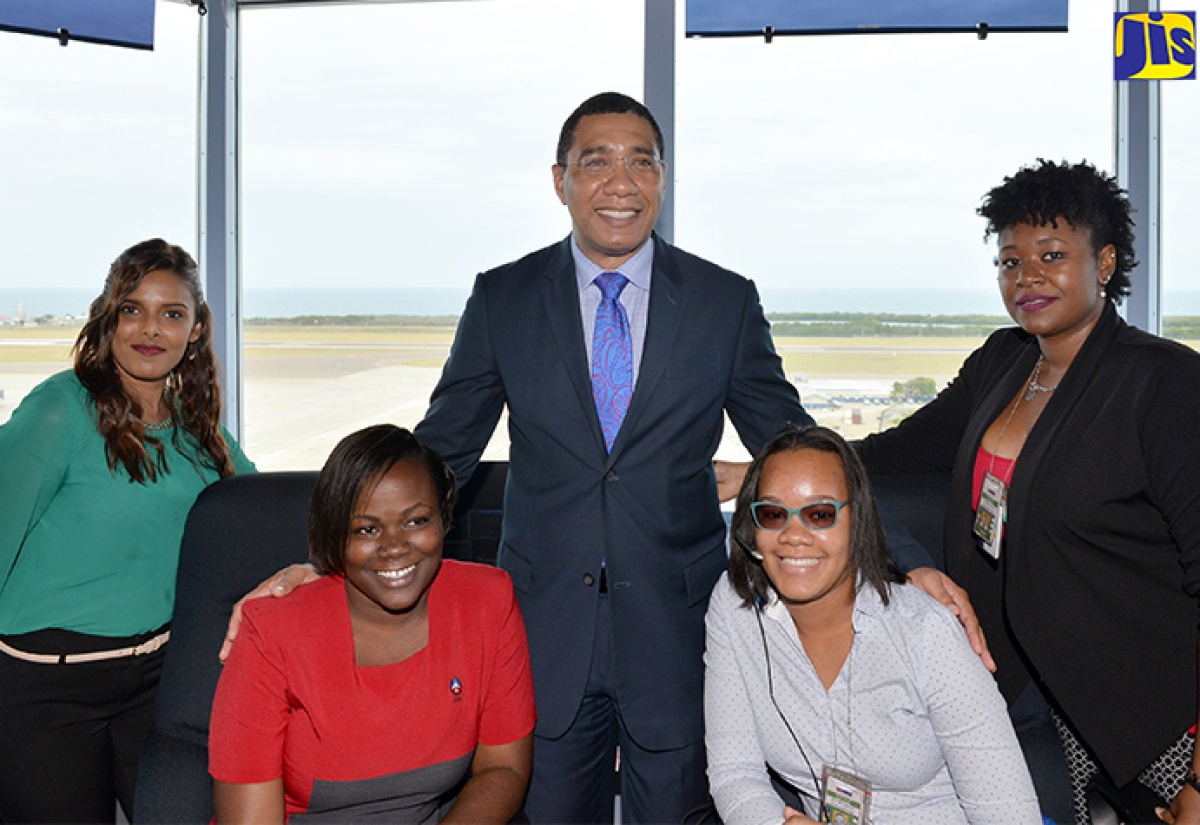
top-left (0, 628), bottom-right (165, 824)
top-left (520, 596), bottom-right (709, 825)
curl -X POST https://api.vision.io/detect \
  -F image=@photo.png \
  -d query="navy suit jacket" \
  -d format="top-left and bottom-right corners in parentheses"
top-left (415, 235), bottom-right (810, 749)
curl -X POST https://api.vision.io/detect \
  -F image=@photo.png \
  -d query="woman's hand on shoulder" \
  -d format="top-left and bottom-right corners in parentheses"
top-left (219, 564), bottom-right (321, 662)
top-left (905, 567), bottom-right (995, 672)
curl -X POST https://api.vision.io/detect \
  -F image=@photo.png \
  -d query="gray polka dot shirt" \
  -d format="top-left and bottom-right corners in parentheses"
top-left (704, 574), bottom-right (1041, 825)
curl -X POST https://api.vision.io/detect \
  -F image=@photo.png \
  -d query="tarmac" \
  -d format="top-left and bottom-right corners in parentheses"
top-left (0, 355), bottom-right (887, 471)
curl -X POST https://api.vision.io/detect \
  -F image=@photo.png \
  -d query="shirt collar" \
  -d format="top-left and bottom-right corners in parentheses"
top-left (762, 578), bottom-right (886, 629)
top-left (571, 234), bottom-right (654, 295)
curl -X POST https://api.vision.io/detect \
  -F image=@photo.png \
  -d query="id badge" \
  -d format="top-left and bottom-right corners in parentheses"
top-left (820, 764), bottom-right (871, 825)
top-left (973, 471), bottom-right (1007, 560)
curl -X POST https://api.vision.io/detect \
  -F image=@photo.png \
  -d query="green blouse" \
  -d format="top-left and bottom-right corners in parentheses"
top-left (0, 371), bottom-right (256, 637)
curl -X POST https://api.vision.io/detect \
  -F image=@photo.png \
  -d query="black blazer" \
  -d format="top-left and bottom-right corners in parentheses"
top-left (415, 235), bottom-right (810, 749)
top-left (858, 303), bottom-right (1200, 785)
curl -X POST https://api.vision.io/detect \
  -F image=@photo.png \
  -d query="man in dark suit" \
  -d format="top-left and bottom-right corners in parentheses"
top-left (222, 91), bottom-right (948, 823)
top-left (412, 92), bottom-right (811, 823)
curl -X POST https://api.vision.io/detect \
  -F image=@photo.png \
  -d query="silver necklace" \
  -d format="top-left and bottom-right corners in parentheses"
top-left (1023, 355), bottom-right (1058, 401)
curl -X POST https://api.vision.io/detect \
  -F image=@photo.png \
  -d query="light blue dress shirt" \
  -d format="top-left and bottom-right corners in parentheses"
top-left (572, 234), bottom-right (653, 386)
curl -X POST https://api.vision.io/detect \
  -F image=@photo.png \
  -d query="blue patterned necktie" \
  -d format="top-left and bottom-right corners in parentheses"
top-left (591, 271), bottom-right (632, 451)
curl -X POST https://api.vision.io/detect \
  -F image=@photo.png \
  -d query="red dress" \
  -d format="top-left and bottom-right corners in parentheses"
top-left (209, 561), bottom-right (535, 822)
top-left (971, 445), bottom-right (1016, 512)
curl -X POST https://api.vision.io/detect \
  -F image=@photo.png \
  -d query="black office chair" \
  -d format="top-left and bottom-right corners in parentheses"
top-left (869, 470), bottom-right (950, 570)
top-left (133, 471), bottom-right (317, 823)
top-left (133, 462), bottom-right (509, 823)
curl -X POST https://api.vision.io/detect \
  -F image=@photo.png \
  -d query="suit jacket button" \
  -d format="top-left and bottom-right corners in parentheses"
top-left (604, 470), bottom-right (617, 482)
top-left (582, 573), bottom-right (596, 587)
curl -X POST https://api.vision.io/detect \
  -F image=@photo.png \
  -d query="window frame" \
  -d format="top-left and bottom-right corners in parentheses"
top-left (197, 0), bottom-right (1165, 439)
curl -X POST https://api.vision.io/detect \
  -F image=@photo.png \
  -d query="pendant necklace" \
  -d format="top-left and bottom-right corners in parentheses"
top-left (1023, 355), bottom-right (1058, 402)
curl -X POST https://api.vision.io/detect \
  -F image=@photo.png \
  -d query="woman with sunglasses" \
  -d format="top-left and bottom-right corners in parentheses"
top-left (705, 425), bottom-right (1039, 825)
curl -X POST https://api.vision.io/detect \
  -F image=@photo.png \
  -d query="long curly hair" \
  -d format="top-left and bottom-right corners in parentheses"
top-left (72, 238), bottom-right (234, 483)
top-left (977, 159), bottom-right (1137, 305)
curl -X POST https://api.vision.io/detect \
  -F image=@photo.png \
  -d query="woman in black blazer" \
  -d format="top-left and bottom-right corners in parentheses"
top-left (857, 160), bottom-right (1200, 825)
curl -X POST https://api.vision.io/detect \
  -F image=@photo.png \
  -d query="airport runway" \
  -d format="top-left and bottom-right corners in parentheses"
top-left (1, 356), bottom-right (891, 472)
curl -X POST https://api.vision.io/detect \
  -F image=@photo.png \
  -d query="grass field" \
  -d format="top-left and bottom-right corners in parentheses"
top-left (0, 326), bottom-right (986, 379)
top-left (0, 325), bottom-right (457, 365)
top-left (5, 324), bottom-right (1197, 377)
top-left (245, 324), bottom-right (458, 345)
top-left (0, 327), bottom-right (79, 363)
top-left (774, 336), bottom-right (985, 380)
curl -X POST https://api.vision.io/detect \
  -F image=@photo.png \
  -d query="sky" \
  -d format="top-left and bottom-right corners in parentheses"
top-left (0, 0), bottom-right (1197, 314)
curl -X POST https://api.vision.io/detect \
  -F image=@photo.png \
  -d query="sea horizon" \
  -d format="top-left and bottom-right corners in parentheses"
top-left (6, 286), bottom-right (1200, 321)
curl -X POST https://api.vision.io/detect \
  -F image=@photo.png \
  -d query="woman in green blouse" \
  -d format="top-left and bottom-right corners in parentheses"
top-left (0, 239), bottom-right (254, 823)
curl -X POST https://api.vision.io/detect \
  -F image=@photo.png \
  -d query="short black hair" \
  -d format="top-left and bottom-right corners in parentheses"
top-left (978, 159), bottom-right (1136, 305)
top-left (729, 425), bottom-right (903, 609)
top-left (555, 91), bottom-right (665, 167)
top-left (308, 425), bottom-right (457, 575)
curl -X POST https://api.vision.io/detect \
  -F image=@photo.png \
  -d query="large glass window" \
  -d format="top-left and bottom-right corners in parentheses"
top-left (1, 2), bottom-right (1190, 477)
top-left (237, 1), bottom-right (1125, 468)
top-left (676, 1), bottom-right (1113, 449)
top-left (238, 0), bottom-right (644, 469)
top-left (0, 5), bottom-right (198, 424)
top-left (1161, 70), bottom-right (1200, 346)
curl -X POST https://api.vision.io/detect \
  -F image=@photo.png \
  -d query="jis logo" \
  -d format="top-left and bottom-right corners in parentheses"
top-left (1114, 12), bottom-right (1196, 80)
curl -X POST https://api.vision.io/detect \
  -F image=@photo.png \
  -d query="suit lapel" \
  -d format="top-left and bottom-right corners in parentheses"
top-left (540, 238), bottom-right (609, 457)
top-left (607, 236), bottom-right (682, 465)
top-left (1006, 304), bottom-right (1121, 529)
top-left (962, 341), bottom-right (1039, 466)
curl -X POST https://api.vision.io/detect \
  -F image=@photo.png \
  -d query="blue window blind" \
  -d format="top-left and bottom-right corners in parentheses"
top-left (0, 0), bottom-right (156, 49)
top-left (687, 0), bottom-right (1068, 38)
